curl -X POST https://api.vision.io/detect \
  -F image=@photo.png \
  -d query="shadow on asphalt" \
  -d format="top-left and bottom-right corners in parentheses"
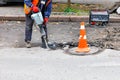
top-left (18, 42), bottom-right (42, 48)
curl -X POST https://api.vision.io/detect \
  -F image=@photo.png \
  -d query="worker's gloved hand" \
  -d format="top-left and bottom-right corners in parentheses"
top-left (32, 6), bottom-right (39, 13)
top-left (43, 17), bottom-right (48, 25)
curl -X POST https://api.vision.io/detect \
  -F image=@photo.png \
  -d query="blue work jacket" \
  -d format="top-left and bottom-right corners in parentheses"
top-left (24, 0), bottom-right (52, 18)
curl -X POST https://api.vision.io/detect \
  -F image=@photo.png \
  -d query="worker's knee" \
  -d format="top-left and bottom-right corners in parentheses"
top-left (25, 26), bottom-right (32, 31)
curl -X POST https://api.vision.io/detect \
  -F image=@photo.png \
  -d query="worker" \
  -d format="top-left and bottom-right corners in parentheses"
top-left (24, 0), bottom-right (52, 48)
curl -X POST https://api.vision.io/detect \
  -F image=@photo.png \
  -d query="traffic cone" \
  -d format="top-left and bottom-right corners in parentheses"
top-left (76, 22), bottom-right (90, 52)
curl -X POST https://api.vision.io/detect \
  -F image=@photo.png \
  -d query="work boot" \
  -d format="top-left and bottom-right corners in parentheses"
top-left (25, 41), bottom-right (31, 48)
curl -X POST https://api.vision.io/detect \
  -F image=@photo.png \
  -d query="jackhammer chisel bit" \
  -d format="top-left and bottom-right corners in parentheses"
top-left (39, 25), bottom-right (57, 50)
top-left (39, 25), bottom-right (50, 49)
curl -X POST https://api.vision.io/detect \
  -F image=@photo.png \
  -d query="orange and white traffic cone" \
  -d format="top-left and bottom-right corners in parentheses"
top-left (76, 22), bottom-right (90, 52)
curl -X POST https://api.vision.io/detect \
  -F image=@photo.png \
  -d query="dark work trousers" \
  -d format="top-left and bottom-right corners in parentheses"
top-left (25, 14), bottom-right (34, 42)
top-left (25, 14), bottom-right (48, 43)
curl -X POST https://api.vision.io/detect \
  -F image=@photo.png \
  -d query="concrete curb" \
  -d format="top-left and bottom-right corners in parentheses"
top-left (0, 15), bottom-right (120, 22)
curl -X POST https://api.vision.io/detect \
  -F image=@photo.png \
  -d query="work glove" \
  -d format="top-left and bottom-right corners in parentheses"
top-left (43, 17), bottom-right (49, 25)
top-left (32, 6), bottom-right (39, 13)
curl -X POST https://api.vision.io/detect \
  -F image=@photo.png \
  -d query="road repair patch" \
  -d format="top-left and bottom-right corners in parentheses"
top-left (0, 21), bottom-right (120, 52)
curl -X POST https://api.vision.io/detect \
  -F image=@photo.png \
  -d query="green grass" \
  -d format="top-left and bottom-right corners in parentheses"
top-left (52, 3), bottom-right (102, 15)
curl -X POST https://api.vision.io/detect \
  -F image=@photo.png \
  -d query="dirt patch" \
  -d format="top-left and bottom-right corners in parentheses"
top-left (0, 21), bottom-right (120, 50)
top-left (48, 22), bottom-right (120, 50)
top-left (88, 25), bottom-right (120, 50)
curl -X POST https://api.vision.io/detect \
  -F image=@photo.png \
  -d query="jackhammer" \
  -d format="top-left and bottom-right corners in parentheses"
top-left (31, 12), bottom-right (56, 50)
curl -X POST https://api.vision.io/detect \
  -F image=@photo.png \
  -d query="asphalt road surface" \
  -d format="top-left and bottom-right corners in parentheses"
top-left (0, 17), bottom-right (120, 80)
top-left (0, 47), bottom-right (120, 80)
top-left (0, 4), bottom-right (120, 80)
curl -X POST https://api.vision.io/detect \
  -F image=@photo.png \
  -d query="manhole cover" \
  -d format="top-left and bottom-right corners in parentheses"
top-left (64, 46), bottom-right (104, 56)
